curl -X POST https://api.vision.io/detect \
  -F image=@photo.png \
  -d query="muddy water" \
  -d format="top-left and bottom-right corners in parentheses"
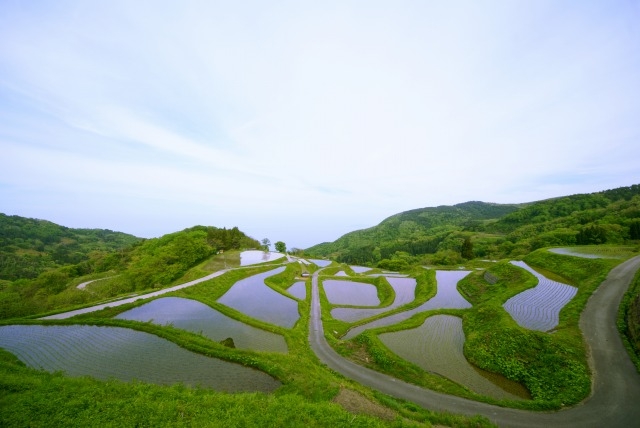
top-left (343, 270), bottom-right (471, 339)
top-left (115, 297), bottom-right (288, 353)
top-left (0, 325), bottom-right (280, 392)
top-left (378, 315), bottom-right (528, 400)
top-left (322, 280), bottom-right (380, 306)
top-left (218, 267), bottom-right (300, 328)
top-left (331, 277), bottom-right (417, 322)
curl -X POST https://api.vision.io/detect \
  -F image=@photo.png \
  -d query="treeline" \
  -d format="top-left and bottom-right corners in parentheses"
top-left (0, 213), bottom-right (140, 280)
top-left (305, 184), bottom-right (640, 266)
top-left (0, 223), bottom-right (260, 319)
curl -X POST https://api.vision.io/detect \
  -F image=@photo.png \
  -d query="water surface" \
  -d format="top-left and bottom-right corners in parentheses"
top-left (240, 250), bottom-right (285, 266)
top-left (115, 297), bottom-right (287, 353)
top-left (331, 277), bottom-right (417, 322)
top-left (218, 267), bottom-right (300, 328)
top-left (379, 315), bottom-right (525, 400)
top-left (322, 280), bottom-right (380, 306)
top-left (0, 325), bottom-right (280, 392)
top-left (503, 261), bottom-right (577, 331)
top-left (344, 270), bottom-right (471, 339)
top-left (287, 282), bottom-right (307, 300)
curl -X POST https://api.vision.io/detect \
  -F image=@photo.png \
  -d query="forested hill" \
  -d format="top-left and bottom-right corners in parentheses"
top-left (0, 213), bottom-right (141, 280)
top-left (0, 220), bottom-right (261, 319)
top-left (305, 184), bottom-right (640, 265)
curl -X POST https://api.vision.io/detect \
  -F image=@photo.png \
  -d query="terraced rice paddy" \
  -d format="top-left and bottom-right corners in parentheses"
top-left (343, 270), bottom-right (471, 339)
top-left (503, 261), bottom-right (577, 331)
top-left (331, 277), bottom-right (417, 322)
top-left (309, 259), bottom-right (332, 267)
top-left (239, 250), bottom-right (285, 266)
top-left (322, 280), bottom-right (380, 306)
top-left (287, 281), bottom-right (307, 300)
top-left (0, 325), bottom-right (281, 392)
top-left (350, 266), bottom-right (372, 273)
top-left (378, 315), bottom-right (524, 400)
top-left (549, 247), bottom-right (619, 259)
top-left (218, 267), bottom-right (300, 328)
top-left (334, 271), bottom-right (349, 277)
top-left (115, 297), bottom-right (288, 353)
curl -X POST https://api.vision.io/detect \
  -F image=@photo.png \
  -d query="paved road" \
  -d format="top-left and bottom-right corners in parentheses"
top-left (308, 256), bottom-right (640, 427)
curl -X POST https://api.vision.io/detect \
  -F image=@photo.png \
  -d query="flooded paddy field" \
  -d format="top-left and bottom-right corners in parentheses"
top-left (239, 250), bottom-right (285, 266)
top-left (115, 297), bottom-right (288, 353)
top-left (218, 267), bottom-right (300, 328)
top-left (287, 281), bottom-right (307, 300)
top-left (331, 277), bottom-right (417, 322)
top-left (322, 280), bottom-right (380, 306)
top-left (350, 266), bottom-right (372, 273)
top-left (504, 261), bottom-right (577, 331)
top-left (309, 259), bottom-right (332, 267)
top-left (0, 325), bottom-right (281, 393)
top-left (379, 315), bottom-right (527, 400)
top-left (344, 270), bottom-right (471, 339)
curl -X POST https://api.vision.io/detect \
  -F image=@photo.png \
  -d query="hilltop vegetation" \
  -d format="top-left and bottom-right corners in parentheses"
top-left (305, 184), bottom-right (640, 266)
top-left (0, 213), bottom-right (140, 281)
top-left (0, 221), bottom-right (260, 319)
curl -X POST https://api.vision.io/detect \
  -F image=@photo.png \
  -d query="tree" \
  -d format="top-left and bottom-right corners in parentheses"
top-left (261, 238), bottom-right (271, 252)
top-left (274, 241), bottom-right (286, 253)
top-left (461, 237), bottom-right (474, 259)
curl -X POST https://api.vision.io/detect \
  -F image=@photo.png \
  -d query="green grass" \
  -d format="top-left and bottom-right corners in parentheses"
top-left (618, 264), bottom-right (640, 372)
top-left (326, 249), bottom-right (627, 410)
top-left (0, 262), bottom-right (493, 428)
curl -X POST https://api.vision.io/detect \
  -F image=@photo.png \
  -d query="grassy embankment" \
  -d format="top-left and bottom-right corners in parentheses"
top-left (322, 267), bottom-right (436, 339)
top-left (1, 254), bottom-right (493, 427)
top-left (618, 260), bottom-right (640, 372)
top-left (329, 250), bottom-right (623, 410)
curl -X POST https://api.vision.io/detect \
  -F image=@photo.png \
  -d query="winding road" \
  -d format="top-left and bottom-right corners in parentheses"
top-left (308, 256), bottom-right (640, 427)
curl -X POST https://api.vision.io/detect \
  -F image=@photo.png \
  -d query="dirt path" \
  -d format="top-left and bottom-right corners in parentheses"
top-left (309, 256), bottom-right (640, 427)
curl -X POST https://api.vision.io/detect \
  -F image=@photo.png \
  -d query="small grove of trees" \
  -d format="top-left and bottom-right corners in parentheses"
top-left (274, 241), bottom-right (286, 253)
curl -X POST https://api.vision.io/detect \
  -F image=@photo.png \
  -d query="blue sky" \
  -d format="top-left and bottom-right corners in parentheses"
top-left (1, 1), bottom-right (639, 249)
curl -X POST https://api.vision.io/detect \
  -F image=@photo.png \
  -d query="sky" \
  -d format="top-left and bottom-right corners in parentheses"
top-left (1, 1), bottom-right (639, 250)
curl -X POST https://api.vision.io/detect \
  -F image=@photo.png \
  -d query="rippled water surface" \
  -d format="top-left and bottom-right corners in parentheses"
top-left (0, 325), bottom-right (280, 392)
top-left (218, 267), bottom-right (300, 328)
top-left (379, 315), bottom-right (526, 400)
top-left (503, 261), bottom-right (577, 331)
top-left (116, 297), bottom-right (287, 352)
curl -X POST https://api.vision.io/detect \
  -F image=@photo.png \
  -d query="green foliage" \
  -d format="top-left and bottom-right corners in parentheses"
top-left (617, 263), bottom-right (640, 372)
top-left (304, 184), bottom-right (640, 265)
top-left (274, 241), bottom-right (286, 253)
top-left (0, 225), bottom-right (260, 320)
top-left (0, 213), bottom-right (140, 280)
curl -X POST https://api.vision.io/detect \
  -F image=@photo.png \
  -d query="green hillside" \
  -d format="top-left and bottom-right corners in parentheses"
top-left (0, 214), bottom-right (141, 281)
top-left (305, 184), bottom-right (640, 266)
top-left (0, 220), bottom-right (260, 319)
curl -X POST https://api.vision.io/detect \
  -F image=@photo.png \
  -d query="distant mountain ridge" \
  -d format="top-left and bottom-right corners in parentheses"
top-left (305, 184), bottom-right (640, 265)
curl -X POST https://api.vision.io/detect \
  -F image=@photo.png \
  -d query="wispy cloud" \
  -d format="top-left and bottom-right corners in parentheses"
top-left (1, 1), bottom-right (639, 247)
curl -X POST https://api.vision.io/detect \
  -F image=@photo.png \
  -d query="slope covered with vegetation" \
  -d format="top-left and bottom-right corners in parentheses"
top-left (0, 221), bottom-right (261, 319)
top-left (305, 184), bottom-right (640, 266)
top-left (0, 213), bottom-right (141, 281)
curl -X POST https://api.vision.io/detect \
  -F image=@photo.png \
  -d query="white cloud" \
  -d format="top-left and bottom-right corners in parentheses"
top-left (1, 0), bottom-right (639, 248)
